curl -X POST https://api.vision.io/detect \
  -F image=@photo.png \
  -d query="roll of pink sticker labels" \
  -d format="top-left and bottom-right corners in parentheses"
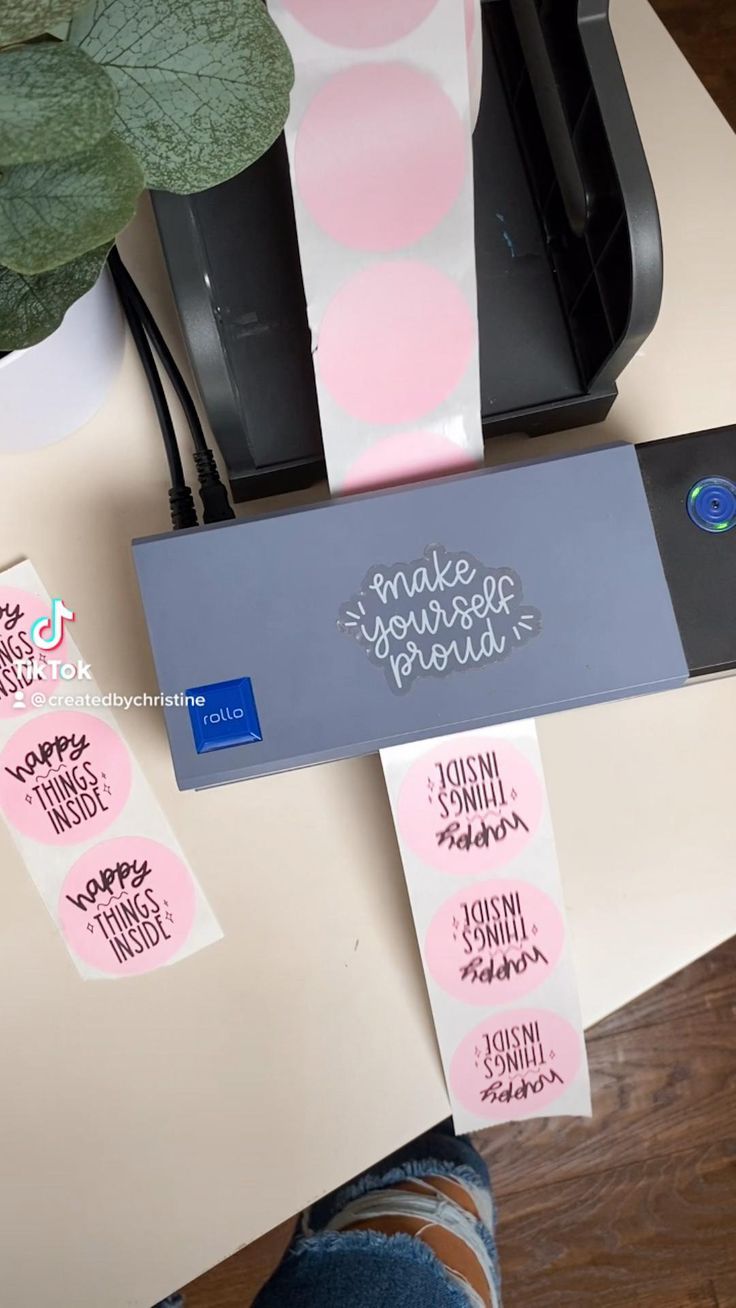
top-left (426, 879), bottom-right (565, 1004)
top-left (58, 837), bottom-right (197, 977)
top-left (398, 735), bottom-right (544, 875)
top-left (296, 64), bottom-right (466, 252)
top-left (342, 431), bottom-right (476, 495)
top-left (317, 261), bottom-right (476, 427)
top-left (283, 0), bottom-right (439, 48)
top-left (381, 723), bottom-right (591, 1129)
top-left (0, 709), bottom-right (131, 846)
top-left (271, 0), bottom-right (483, 491)
top-left (450, 1009), bottom-right (582, 1122)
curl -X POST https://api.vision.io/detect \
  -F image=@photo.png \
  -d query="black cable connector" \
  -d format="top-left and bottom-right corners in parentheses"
top-left (194, 448), bottom-right (236, 523)
top-left (109, 247), bottom-right (236, 526)
top-left (168, 485), bottom-right (199, 531)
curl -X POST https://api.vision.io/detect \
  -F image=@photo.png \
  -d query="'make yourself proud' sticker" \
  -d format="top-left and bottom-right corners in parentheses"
top-left (0, 710), bottom-right (131, 846)
top-left (398, 735), bottom-right (543, 874)
top-left (338, 544), bottom-right (540, 694)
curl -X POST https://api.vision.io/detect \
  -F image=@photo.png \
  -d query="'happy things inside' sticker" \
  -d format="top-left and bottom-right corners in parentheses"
top-left (0, 710), bottom-right (131, 846)
top-left (58, 836), bottom-right (197, 976)
top-left (0, 585), bottom-right (71, 721)
top-left (450, 1009), bottom-right (581, 1122)
top-left (398, 734), bottom-right (543, 874)
top-left (426, 879), bottom-right (564, 1004)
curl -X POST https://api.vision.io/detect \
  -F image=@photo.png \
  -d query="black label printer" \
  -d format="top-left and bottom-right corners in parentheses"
top-left (147, 0), bottom-right (736, 702)
top-left (152, 0), bottom-right (665, 498)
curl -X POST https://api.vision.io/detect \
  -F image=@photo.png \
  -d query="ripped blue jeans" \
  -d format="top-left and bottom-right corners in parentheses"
top-left (253, 1126), bottom-right (502, 1308)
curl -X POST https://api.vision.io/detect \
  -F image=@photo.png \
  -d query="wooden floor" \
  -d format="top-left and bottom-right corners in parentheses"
top-left (181, 7), bottom-right (736, 1306)
top-left (478, 937), bottom-right (736, 1307)
top-left (181, 937), bottom-right (736, 1308)
top-left (650, 0), bottom-right (736, 127)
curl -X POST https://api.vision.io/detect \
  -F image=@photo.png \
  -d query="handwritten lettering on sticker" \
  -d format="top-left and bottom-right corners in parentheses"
top-left (337, 544), bottom-right (541, 693)
top-left (0, 711), bottom-right (131, 846)
top-left (398, 737), bottom-right (543, 875)
top-left (425, 880), bottom-right (565, 1004)
top-left (451, 1009), bottom-right (582, 1121)
top-left (0, 585), bottom-right (71, 719)
top-left (479, 1018), bottom-right (562, 1104)
top-left (58, 837), bottom-right (197, 975)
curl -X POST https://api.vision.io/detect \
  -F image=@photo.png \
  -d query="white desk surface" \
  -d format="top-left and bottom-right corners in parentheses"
top-left (2, 3), bottom-right (736, 1305)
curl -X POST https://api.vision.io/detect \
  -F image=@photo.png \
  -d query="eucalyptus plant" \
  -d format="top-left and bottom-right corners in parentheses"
top-left (0, 0), bottom-right (293, 351)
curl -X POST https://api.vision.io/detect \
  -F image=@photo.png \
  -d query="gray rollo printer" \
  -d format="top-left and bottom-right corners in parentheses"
top-left (134, 0), bottom-right (736, 791)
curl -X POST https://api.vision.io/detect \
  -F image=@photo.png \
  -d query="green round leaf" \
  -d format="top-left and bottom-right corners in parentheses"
top-left (0, 243), bottom-right (110, 350)
top-left (0, 133), bottom-right (143, 274)
top-left (0, 1), bottom-right (90, 46)
top-left (0, 43), bottom-right (118, 166)
top-left (70, 0), bottom-right (294, 193)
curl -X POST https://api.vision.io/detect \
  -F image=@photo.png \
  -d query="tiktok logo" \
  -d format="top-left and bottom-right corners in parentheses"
top-left (30, 597), bottom-right (75, 651)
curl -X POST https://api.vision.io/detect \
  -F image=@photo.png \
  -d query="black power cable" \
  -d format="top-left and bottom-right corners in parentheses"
top-left (109, 253), bottom-right (198, 531)
top-left (109, 248), bottom-right (207, 453)
top-left (109, 247), bottom-right (235, 525)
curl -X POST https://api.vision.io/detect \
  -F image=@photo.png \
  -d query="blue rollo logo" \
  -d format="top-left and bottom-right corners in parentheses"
top-left (186, 677), bottom-right (262, 754)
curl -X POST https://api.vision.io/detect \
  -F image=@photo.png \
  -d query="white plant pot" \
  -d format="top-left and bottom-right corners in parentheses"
top-left (0, 268), bottom-right (125, 453)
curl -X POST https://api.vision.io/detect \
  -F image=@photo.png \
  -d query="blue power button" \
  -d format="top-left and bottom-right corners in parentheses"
top-left (186, 677), bottom-right (262, 753)
top-left (687, 477), bottom-right (736, 533)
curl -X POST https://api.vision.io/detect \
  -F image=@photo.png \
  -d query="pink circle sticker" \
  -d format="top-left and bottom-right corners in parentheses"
top-left (398, 736), bottom-right (543, 875)
top-left (296, 65), bottom-right (465, 252)
top-left (451, 1009), bottom-right (581, 1122)
top-left (0, 710), bottom-right (132, 846)
top-left (283, 0), bottom-right (438, 48)
top-left (58, 837), bottom-right (196, 976)
top-left (426, 880), bottom-right (564, 1004)
top-left (318, 262), bottom-right (476, 426)
top-left (342, 430), bottom-right (476, 495)
top-left (0, 586), bottom-right (72, 720)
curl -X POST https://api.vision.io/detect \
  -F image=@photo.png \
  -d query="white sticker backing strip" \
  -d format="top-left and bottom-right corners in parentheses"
top-left (0, 559), bottom-right (222, 979)
top-left (467, 0), bottom-right (484, 126)
top-left (381, 721), bottom-right (591, 1129)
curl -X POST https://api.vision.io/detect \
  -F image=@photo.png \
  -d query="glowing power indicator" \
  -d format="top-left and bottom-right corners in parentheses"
top-left (687, 477), bottom-right (736, 534)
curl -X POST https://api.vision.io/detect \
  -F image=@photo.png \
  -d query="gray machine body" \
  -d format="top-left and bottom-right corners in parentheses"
top-left (133, 444), bottom-right (687, 790)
